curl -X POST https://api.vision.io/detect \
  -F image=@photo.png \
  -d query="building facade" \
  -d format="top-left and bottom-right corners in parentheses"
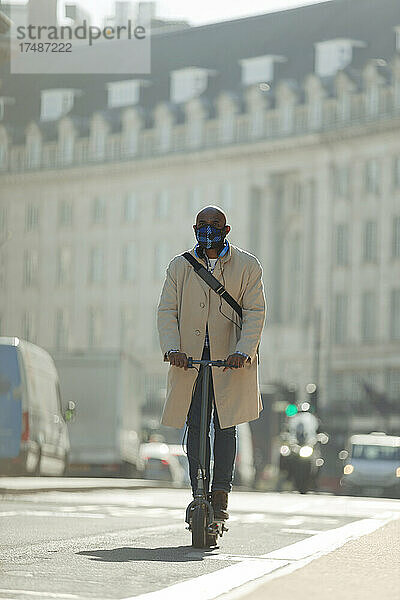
top-left (1, 0), bottom-right (400, 430)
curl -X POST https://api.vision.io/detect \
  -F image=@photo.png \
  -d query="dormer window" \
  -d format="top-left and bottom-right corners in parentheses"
top-left (40, 89), bottom-right (75, 122)
top-left (315, 39), bottom-right (365, 78)
top-left (240, 55), bottom-right (286, 86)
top-left (107, 80), bottom-right (141, 109)
top-left (170, 67), bottom-right (210, 104)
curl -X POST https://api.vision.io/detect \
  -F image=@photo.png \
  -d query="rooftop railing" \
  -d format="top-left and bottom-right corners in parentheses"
top-left (1, 78), bottom-right (399, 175)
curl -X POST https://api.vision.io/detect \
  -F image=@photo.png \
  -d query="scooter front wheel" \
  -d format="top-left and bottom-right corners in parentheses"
top-left (191, 505), bottom-right (207, 548)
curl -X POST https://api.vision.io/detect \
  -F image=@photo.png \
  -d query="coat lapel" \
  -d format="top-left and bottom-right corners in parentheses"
top-left (187, 243), bottom-right (233, 297)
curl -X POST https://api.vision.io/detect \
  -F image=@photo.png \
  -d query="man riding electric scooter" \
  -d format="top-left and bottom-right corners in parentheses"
top-left (157, 206), bottom-right (266, 546)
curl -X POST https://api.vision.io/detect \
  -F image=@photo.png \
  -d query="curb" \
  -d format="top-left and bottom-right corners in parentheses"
top-left (0, 477), bottom-right (177, 495)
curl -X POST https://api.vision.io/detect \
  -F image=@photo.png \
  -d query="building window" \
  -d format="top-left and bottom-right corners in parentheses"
top-left (287, 233), bottom-right (302, 322)
top-left (393, 156), bottom-right (400, 189)
top-left (390, 289), bottom-right (400, 340)
top-left (25, 204), bottom-right (39, 232)
top-left (55, 308), bottom-right (69, 349)
top-left (122, 242), bottom-right (136, 282)
top-left (0, 253), bottom-right (6, 290)
top-left (57, 247), bottom-right (72, 286)
top-left (107, 80), bottom-right (140, 109)
top-left (334, 223), bottom-right (349, 266)
top-left (219, 182), bottom-right (233, 212)
top-left (26, 136), bottom-right (42, 169)
top-left (23, 250), bottom-right (39, 287)
top-left (88, 307), bottom-right (103, 347)
top-left (40, 89), bottom-right (75, 122)
top-left (0, 206), bottom-right (7, 233)
top-left (155, 191), bottom-right (169, 219)
top-left (332, 165), bottom-right (350, 198)
top-left (21, 311), bottom-right (37, 343)
top-left (120, 306), bottom-right (135, 348)
top-left (58, 199), bottom-right (73, 227)
top-left (362, 221), bottom-right (377, 262)
top-left (154, 241), bottom-right (169, 280)
top-left (0, 141), bottom-right (7, 168)
top-left (248, 186), bottom-right (262, 257)
top-left (361, 291), bottom-right (376, 342)
top-left (392, 216), bottom-right (400, 258)
top-left (188, 187), bottom-right (202, 215)
top-left (387, 368), bottom-right (400, 402)
top-left (333, 294), bottom-right (348, 344)
top-left (92, 197), bottom-right (106, 224)
top-left (365, 159), bottom-right (380, 195)
top-left (88, 247), bottom-right (105, 283)
top-left (123, 193), bottom-right (137, 223)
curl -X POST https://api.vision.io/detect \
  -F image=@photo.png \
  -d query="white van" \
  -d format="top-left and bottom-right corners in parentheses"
top-left (0, 337), bottom-right (70, 476)
top-left (340, 432), bottom-right (400, 498)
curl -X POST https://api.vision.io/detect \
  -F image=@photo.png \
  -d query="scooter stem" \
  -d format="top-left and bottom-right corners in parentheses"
top-left (198, 361), bottom-right (210, 495)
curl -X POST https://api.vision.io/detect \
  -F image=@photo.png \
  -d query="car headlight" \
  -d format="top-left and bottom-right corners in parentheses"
top-left (344, 464), bottom-right (354, 475)
top-left (396, 467), bottom-right (400, 478)
top-left (299, 446), bottom-right (313, 458)
top-left (280, 445), bottom-right (291, 457)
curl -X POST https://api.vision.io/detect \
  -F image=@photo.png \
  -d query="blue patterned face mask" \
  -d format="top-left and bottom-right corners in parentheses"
top-left (195, 225), bottom-right (227, 249)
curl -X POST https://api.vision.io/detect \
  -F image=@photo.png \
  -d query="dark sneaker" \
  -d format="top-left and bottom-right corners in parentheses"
top-left (211, 490), bottom-right (229, 520)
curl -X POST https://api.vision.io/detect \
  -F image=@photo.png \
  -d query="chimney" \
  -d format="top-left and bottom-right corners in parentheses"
top-left (28, 0), bottom-right (58, 27)
top-left (137, 2), bottom-right (156, 25)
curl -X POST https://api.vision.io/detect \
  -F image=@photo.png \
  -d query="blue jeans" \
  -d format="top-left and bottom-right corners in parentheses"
top-left (186, 346), bottom-right (237, 494)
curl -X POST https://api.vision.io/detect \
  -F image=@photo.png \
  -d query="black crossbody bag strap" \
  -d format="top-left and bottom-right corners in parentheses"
top-left (182, 252), bottom-right (242, 320)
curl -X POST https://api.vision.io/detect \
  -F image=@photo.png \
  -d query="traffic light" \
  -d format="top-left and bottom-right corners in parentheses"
top-left (305, 383), bottom-right (318, 414)
top-left (285, 403), bottom-right (298, 417)
top-left (285, 384), bottom-right (298, 417)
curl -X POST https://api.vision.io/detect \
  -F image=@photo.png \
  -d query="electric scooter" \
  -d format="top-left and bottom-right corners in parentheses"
top-left (185, 356), bottom-right (230, 549)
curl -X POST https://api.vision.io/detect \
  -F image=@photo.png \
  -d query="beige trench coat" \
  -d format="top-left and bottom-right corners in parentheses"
top-left (157, 243), bottom-right (266, 429)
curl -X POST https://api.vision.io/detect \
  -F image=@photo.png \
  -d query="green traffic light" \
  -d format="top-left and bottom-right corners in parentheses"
top-left (285, 404), bottom-right (298, 417)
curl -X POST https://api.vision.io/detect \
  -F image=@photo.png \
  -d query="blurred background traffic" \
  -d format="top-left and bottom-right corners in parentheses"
top-left (0, 0), bottom-right (400, 497)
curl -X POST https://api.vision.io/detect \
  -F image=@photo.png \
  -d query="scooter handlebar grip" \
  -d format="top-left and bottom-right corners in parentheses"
top-left (187, 357), bottom-right (193, 368)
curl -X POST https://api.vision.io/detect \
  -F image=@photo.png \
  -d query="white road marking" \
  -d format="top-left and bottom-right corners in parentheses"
top-left (280, 528), bottom-right (322, 535)
top-left (0, 510), bottom-right (104, 519)
top-left (284, 516), bottom-right (305, 526)
top-left (126, 513), bottom-right (399, 600)
top-left (0, 590), bottom-right (82, 599)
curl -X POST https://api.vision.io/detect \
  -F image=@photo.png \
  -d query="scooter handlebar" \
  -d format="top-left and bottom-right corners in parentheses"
top-left (187, 357), bottom-right (230, 368)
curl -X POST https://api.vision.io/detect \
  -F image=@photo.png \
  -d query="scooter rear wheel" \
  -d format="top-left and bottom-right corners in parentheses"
top-left (191, 505), bottom-right (207, 548)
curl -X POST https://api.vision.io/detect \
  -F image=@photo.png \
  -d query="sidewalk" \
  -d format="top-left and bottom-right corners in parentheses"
top-left (0, 476), bottom-right (172, 494)
top-left (240, 519), bottom-right (400, 600)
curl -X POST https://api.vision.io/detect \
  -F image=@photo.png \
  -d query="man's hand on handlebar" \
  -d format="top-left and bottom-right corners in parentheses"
top-left (223, 353), bottom-right (247, 372)
top-left (168, 351), bottom-right (189, 370)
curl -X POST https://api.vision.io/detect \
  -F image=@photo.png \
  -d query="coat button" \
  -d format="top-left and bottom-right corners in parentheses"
top-left (195, 329), bottom-right (200, 335)
top-left (200, 302), bottom-right (205, 308)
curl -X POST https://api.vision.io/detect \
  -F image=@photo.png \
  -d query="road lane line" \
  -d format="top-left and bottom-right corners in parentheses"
top-left (125, 513), bottom-right (399, 600)
top-left (280, 528), bottom-right (322, 535)
top-left (0, 510), bottom-right (105, 519)
top-left (0, 590), bottom-right (82, 598)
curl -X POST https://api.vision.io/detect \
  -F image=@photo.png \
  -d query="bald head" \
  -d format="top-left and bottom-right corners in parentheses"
top-left (195, 205), bottom-right (227, 228)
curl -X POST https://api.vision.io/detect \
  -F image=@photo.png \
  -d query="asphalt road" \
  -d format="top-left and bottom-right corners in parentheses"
top-left (0, 486), bottom-right (399, 600)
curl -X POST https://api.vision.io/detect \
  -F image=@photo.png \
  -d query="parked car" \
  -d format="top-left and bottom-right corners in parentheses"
top-left (340, 432), bottom-right (400, 498)
top-left (0, 337), bottom-right (70, 476)
top-left (140, 442), bottom-right (185, 485)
